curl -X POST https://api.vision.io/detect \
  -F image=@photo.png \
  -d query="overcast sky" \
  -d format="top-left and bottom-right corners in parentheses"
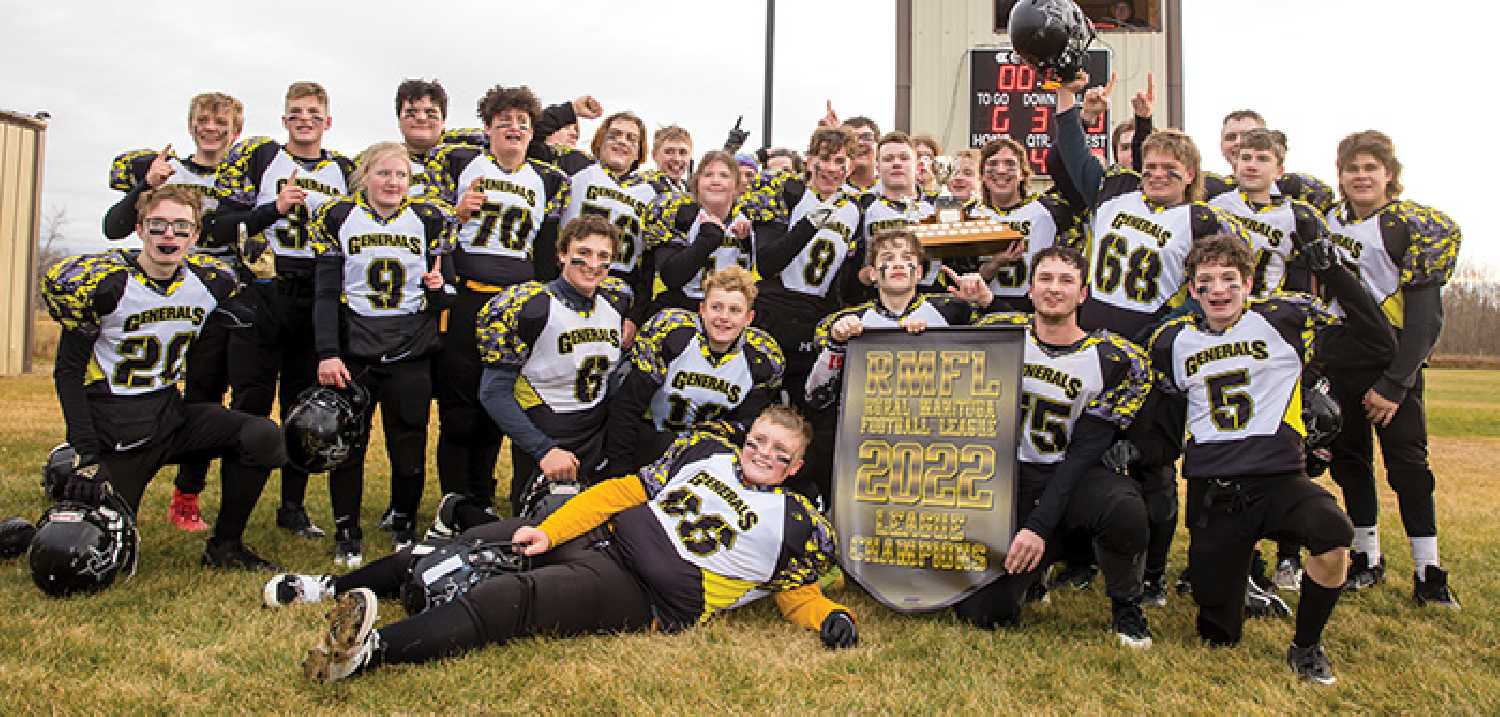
top-left (4, 0), bottom-right (1493, 269)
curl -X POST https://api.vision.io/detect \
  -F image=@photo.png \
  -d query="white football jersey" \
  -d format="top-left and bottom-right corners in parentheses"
top-left (780, 189), bottom-right (862, 297)
top-left (861, 194), bottom-right (940, 286)
top-left (93, 270), bottom-right (217, 396)
top-left (1088, 192), bottom-right (1197, 315)
top-left (252, 150), bottom-right (348, 259)
top-left (973, 197), bottom-right (1065, 299)
top-left (1209, 191), bottom-right (1297, 298)
top-left (649, 331), bottom-right (755, 431)
top-left (327, 203), bottom-right (431, 317)
top-left (519, 292), bottom-right (623, 414)
top-left (561, 163), bottom-right (658, 275)
top-left (454, 156), bottom-right (551, 261)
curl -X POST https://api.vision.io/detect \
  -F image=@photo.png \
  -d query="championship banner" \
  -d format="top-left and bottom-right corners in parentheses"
top-left (832, 325), bottom-right (1024, 612)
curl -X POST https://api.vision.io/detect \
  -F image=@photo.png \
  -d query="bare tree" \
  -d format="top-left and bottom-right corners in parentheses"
top-left (1436, 259), bottom-right (1500, 360)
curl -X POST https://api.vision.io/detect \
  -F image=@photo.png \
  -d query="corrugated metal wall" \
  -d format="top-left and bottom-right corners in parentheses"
top-left (905, 0), bottom-right (1172, 155)
top-left (0, 111), bottom-right (46, 376)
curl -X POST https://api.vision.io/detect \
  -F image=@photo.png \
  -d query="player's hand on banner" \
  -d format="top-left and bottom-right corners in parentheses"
top-left (900, 317), bottom-right (929, 334)
top-left (1131, 73), bottom-right (1155, 119)
top-left (540, 448), bottom-right (580, 482)
top-left (318, 358), bottom-right (351, 388)
top-left (1004, 528), bottom-right (1045, 574)
top-left (511, 526), bottom-right (552, 556)
top-left (819, 610), bottom-right (858, 649)
top-left (572, 95), bottom-right (603, 120)
top-left (458, 177), bottom-right (486, 222)
top-left (943, 265), bottom-right (994, 307)
top-left (146, 144), bottom-right (175, 188)
top-left (62, 462), bottom-right (110, 506)
top-left (830, 315), bottom-right (865, 343)
top-left (422, 255), bottom-right (444, 290)
top-left (1081, 74), bottom-right (1116, 125)
top-left (275, 168), bottom-right (306, 215)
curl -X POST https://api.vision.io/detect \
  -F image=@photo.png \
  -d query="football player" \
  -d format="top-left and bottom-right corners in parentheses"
top-left (426, 85), bottom-right (571, 510)
top-left (102, 92), bottom-right (245, 533)
top-left (638, 125), bottom-right (693, 195)
top-left (1201, 109), bottom-right (1335, 213)
top-left (393, 79), bottom-right (447, 197)
top-left (971, 137), bottom-right (1083, 312)
top-left (801, 229), bottom-right (1001, 504)
top-left (474, 214), bottom-right (632, 513)
top-left (1324, 130), bottom-right (1462, 606)
top-left (603, 266), bottom-right (783, 475)
top-left (43, 185), bottom-right (285, 571)
top-left (1053, 72), bottom-right (1250, 606)
top-left (945, 149), bottom-right (979, 203)
top-left (913, 134), bottom-right (942, 195)
top-left (271, 406), bottom-right (853, 682)
top-left (1144, 230), bottom-right (1393, 683)
top-left (818, 102), bottom-right (881, 192)
top-left (644, 150), bottom-right (755, 314)
top-left (309, 142), bottom-right (457, 566)
top-left (1207, 129), bottom-right (1326, 298)
top-left (213, 81), bottom-right (355, 540)
top-left (958, 246), bottom-right (1153, 648)
top-left (852, 132), bottom-right (948, 295)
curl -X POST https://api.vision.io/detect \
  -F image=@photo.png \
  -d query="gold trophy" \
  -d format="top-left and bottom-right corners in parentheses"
top-left (915, 155), bottom-right (1022, 259)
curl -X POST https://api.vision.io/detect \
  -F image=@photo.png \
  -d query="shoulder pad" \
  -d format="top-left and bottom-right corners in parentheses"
top-left (643, 191), bottom-right (697, 248)
top-left (439, 128), bottom-right (488, 147)
top-left (1280, 172), bottom-right (1335, 213)
top-left (184, 254), bottom-right (240, 298)
top-left (1147, 313), bottom-right (1194, 350)
top-left (631, 308), bottom-right (697, 375)
top-left (475, 281), bottom-right (549, 366)
top-left (42, 252), bottom-right (130, 331)
top-left (974, 311), bottom-right (1029, 328)
top-left (109, 149), bottom-right (157, 191)
top-left (742, 326), bottom-right (785, 381)
top-left (597, 275), bottom-right (634, 313)
top-left (765, 490), bottom-right (838, 591)
top-left (1382, 201), bottom-right (1462, 288)
top-left (1202, 171), bottom-right (1235, 199)
top-left (738, 170), bottom-right (800, 224)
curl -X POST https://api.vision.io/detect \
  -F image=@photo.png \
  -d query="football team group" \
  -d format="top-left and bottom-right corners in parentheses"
top-left (1, 50), bottom-right (1461, 686)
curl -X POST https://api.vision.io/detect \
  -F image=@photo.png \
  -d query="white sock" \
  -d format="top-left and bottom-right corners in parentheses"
top-left (1410, 537), bottom-right (1440, 575)
top-left (1352, 526), bottom-right (1380, 564)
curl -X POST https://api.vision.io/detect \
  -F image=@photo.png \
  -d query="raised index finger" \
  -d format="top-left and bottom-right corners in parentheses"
top-left (941, 264), bottom-right (961, 283)
top-left (1146, 72), bottom-right (1155, 100)
top-left (160, 143), bottom-right (173, 158)
top-left (1103, 73), bottom-right (1117, 95)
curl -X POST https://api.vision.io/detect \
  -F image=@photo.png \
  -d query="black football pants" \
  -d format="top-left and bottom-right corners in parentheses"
top-left (328, 358), bottom-right (432, 537)
top-left (335, 517), bottom-right (655, 668)
top-left (434, 287), bottom-right (505, 507)
top-left (954, 465), bottom-right (1149, 628)
top-left (228, 278), bottom-right (317, 507)
top-left (754, 307), bottom-right (834, 507)
top-left (101, 403), bottom-right (284, 543)
top-left (1328, 368), bottom-right (1437, 537)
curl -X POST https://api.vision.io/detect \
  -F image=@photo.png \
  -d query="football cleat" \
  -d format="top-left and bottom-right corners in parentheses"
top-left (303, 588), bottom-right (380, 682)
top-left (264, 573), bottom-right (335, 608)
top-left (1048, 561), bottom-right (1097, 591)
top-left (168, 489), bottom-right (210, 532)
top-left (424, 493), bottom-right (467, 541)
top-left (202, 539), bottom-right (280, 572)
top-left (1287, 643), bottom-right (1336, 685)
top-left (1245, 577), bottom-right (1292, 619)
top-left (1141, 576), bottom-right (1168, 608)
top-left (277, 503), bottom-right (327, 539)
top-left (1413, 565), bottom-right (1460, 609)
top-left (376, 507), bottom-right (397, 532)
top-left (1111, 600), bottom-right (1153, 650)
top-left (1274, 557), bottom-right (1304, 592)
top-left (1343, 552), bottom-right (1385, 592)
top-left (334, 527), bottom-right (363, 569)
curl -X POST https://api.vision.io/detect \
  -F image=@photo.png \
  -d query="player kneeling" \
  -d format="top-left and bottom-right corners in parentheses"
top-left (40, 186), bottom-right (285, 579)
top-left (266, 406), bottom-right (854, 681)
top-left (1145, 233), bottom-right (1393, 684)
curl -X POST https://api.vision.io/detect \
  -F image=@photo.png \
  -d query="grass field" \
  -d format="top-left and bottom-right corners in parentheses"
top-left (0, 361), bottom-right (1496, 714)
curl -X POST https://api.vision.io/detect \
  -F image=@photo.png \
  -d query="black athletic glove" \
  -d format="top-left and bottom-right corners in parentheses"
top-left (819, 610), bottom-right (858, 649)
top-left (723, 116), bottom-right (750, 154)
top-left (1101, 439), bottom-right (1141, 476)
top-left (0, 516), bottom-right (36, 560)
top-left (62, 462), bottom-right (110, 505)
top-left (1297, 234), bottom-right (1335, 273)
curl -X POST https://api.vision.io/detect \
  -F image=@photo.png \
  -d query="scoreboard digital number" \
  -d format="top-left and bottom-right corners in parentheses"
top-left (969, 48), bottom-right (1112, 174)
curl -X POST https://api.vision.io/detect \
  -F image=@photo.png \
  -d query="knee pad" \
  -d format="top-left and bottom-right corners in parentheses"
top-left (1301, 502), bottom-right (1355, 556)
top-left (238, 417), bottom-right (287, 469)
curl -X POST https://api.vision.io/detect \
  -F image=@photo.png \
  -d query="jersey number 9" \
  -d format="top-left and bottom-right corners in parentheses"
top-left (366, 258), bottom-right (407, 310)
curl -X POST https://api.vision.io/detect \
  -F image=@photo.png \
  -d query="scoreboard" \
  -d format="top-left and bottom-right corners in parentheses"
top-left (968, 48), bottom-right (1113, 174)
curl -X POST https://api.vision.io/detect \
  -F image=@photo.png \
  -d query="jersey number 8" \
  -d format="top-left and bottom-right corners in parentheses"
top-left (1094, 233), bottom-right (1163, 302)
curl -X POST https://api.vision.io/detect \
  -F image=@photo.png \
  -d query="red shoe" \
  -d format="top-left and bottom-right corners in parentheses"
top-left (169, 489), bottom-right (210, 532)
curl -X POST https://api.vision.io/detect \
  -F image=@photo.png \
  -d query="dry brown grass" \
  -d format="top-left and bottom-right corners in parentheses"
top-left (0, 367), bottom-right (1496, 714)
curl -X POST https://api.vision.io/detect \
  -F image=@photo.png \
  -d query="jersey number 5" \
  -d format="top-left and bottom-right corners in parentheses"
top-left (1206, 369), bottom-right (1254, 431)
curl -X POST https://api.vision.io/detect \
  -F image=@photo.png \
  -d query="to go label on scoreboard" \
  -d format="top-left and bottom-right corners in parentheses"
top-left (968, 49), bottom-right (1112, 174)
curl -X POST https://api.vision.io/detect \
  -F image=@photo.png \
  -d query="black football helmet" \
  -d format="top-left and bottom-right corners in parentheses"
top-left (29, 495), bottom-right (139, 597)
top-left (400, 537), bottom-right (530, 616)
top-left (0, 516), bottom-right (36, 560)
top-left (517, 472), bottom-right (582, 522)
top-left (283, 384), bottom-right (370, 473)
top-left (1007, 0), bottom-right (1096, 81)
top-left (1302, 375), bottom-right (1342, 477)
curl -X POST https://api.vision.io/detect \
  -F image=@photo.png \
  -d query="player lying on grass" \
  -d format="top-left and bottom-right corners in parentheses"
top-left (263, 406), bottom-right (855, 681)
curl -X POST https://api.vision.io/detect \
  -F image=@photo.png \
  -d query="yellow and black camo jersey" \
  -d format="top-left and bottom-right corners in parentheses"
top-left (216, 137), bottom-right (354, 266)
top-left (1204, 171), bottom-right (1337, 215)
top-left (1324, 200), bottom-right (1462, 330)
top-left (642, 192), bottom-right (755, 308)
top-left (110, 149), bottom-right (229, 255)
top-left (43, 250), bottom-right (237, 396)
top-left (607, 430), bottom-right (838, 632)
top-left (427, 145), bottom-right (570, 288)
top-left (633, 167), bottom-right (687, 196)
top-left (1148, 293), bottom-right (1337, 478)
top-left (1208, 191), bottom-right (1329, 297)
top-left (553, 146), bottom-right (659, 279)
top-left (630, 308), bottom-right (784, 432)
top-left (310, 194), bottom-right (456, 362)
top-left (971, 192), bottom-right (1084, 305)
top-left (804, 294), bottom-right (990, 409)
top-left (739, 172), bottom-right (864, 308)
top-left (1081, 167), bottom-right (1252, 340)
top-left (976, 313), bottom-right (1151, 465)
top-left (476, 277), bottom-right (633, 443)
top-left (855, 190), bottom-right (948, 290)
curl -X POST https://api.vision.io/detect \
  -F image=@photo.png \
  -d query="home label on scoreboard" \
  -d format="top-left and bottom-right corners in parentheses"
top-left (969, 48), bottom-right (1112, 174)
